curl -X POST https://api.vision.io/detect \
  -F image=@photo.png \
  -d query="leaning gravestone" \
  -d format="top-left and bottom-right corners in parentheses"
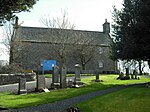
top-left (60, 66), bottom-right (67, 88)
top-left (18, 78), bottom-right (27, 94)
top-left (51, 65), bottom-right (60, 88)
top-left (36, 75), bottom-right (46, 91)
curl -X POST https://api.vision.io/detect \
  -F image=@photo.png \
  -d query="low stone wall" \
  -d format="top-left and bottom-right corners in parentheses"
top-left (0, 73), bottom-right (36, 85)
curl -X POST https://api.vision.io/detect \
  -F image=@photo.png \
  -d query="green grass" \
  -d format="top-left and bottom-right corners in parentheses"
top-left (77, 85), bottom-right (150, 112)
top-left (44, 73), bottom-right (94, 78)
top-left (0, 75), bottom-right (149, 109)
top-left (44, 74), bottom-right (52, 78)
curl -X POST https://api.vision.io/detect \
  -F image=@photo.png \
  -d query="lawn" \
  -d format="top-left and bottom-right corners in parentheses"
top-left (44, 73), bottom-right (94, 78)
top-left (77, 84), bottom-right (150, 112)
top-left (0, 75), bottom-right (149, 109)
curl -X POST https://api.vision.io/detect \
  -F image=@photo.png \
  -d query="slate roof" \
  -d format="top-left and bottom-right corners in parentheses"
top-left (15, 26), bottom-right (112, 46)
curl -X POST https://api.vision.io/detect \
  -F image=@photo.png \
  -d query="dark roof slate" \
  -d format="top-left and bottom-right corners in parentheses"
top-left (15, 26), bottom-right (112, 46)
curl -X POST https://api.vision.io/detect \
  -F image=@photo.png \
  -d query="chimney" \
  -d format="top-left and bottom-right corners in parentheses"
top-left (103, 19), bottom-right (110, 34)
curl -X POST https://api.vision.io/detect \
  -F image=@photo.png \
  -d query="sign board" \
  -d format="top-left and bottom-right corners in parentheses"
top-left (42, 60), bottom-right (56, 71)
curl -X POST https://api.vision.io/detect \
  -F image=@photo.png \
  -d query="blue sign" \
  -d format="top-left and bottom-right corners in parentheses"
top-left (42, 60), bottom-right (56, 71)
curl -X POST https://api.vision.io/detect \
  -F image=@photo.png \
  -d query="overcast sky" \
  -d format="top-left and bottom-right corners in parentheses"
top-left (0, 0), bottom-right (123, 61)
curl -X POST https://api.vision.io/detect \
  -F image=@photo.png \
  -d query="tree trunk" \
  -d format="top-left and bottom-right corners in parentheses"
top-left (138, 60), bottom-right (142, 75)
top-left (9, 47), bottom-right (14, 65)
top-left (148, 60), bottom-right (150, 69)
top-left (82, 63), bottom-right (86, 70)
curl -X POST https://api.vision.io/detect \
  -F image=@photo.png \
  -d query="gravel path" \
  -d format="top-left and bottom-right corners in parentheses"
top-left (2, 85), bottom-right (128, 112)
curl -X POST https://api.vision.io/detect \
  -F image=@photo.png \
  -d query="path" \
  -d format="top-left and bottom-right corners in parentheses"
top-left (0, 81), bottom-right (148, 112)
top-left (1, 85), bottom-right (131, 112)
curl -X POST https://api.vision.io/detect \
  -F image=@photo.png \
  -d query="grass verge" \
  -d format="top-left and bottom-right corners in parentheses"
top-left (77, 84), bottom-right (150, 112)
top-left (44, 73), bottom-right (94, 78)
top-left (0, 75), bottom-right (149, 109)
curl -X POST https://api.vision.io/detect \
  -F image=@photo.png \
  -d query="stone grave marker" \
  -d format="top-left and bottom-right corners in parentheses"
top-left (133, 70), bottom-right (138, 79)
top-left (18, 78), bottom-right (27, 94)
top-left (74, 64), bottom-right (83, 86)
top-left (51, 65), bottom-right (60, 88)
top-left (68, 79), bottom-right (74, 87)
top-left (74, 64), bottom-right (81, 82)
top-left (125, 68), bottom-right (130, 79)
top-left (95, 71), bottom-right (100, 82)
top-left (36, 75), bottom-right (46, 91)
top-left (60, 66), bottom-right (67, 88)
top-left (52, 65), bottom-right (59, 83)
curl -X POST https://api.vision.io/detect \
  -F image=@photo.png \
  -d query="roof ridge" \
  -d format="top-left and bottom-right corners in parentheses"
top-left (19, 26), bottom-right (104, 33)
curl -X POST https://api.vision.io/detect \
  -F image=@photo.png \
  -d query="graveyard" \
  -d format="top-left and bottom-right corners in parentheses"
top-left (0, 74), bottom-right (149, 111)
top-left (0, 61), bottom-right (150, 112)
top-left (1, 0), bottom-right (150, 112)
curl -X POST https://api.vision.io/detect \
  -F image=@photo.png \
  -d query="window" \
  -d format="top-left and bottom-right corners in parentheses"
top-left (98, 60), bottom-right (103, 68)
top-left (99, 47), bottom-right (103, 54)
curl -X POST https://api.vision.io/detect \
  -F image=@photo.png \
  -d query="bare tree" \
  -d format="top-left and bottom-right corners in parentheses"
top-left (40, 11), bottom-right (100, 72)
top-left (2, 17), bottom-right (30, 73)
top-left (40, 12), bottom-right (76, 68)
top-left (71, 37), bottom-right (98, 70)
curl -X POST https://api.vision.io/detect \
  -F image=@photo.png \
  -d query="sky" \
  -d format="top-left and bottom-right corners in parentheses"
top-left (0, 0), bottom-right (123, 61)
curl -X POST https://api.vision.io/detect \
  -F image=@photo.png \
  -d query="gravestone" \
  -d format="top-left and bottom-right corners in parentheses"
top-left (51, 65), bottom-right (60, 88)
top-left (18, 78), bottom-right (27, 94)
top-left (60, 66), bottom-right (67, 88)
top-left (125, 68), bottom-right (130, 79)
top-left (119, 72), bottom-right (124, 79)
top-left (36, 75), bottom-right (46, 91)
top-left (52, 65), bottom-right (59, 83)
top-left (133, 70), bottom-right (138, 79)
top-left (74, 64), bottom-right (83, 86)
top-left (74, 64), bottom-right (81, 82)
top-left (131, 73), bottom-right (134, 79)
top-left (95, 71), bottom-right (100, 82)
top-left (68, 79), bottom-right (74, 87)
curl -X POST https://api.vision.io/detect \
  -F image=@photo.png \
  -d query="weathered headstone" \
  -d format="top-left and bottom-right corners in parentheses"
top-left (68, 79), bottom-right (74, 87)
top-left (52, 65), bottom-right (59, 83)
top-left (74, 64), bottom-right (81, 82)
top-left (125, 68), bottom-right (130, 79)
top-left (18, 78), bottom-right (27, 94)
top-left (118, 72), bottom-right (124, 79)
top-left (60, 66), bottom-right (67, 88)
top-left (51, 65), bottom-right (60, 88)
top-left (74, 64), bottom-right (83, 86)
top-left (131, 72), bottom-right (134, 79)
top-left (133, 69), bottom-right (138, 79)
top-left (95, 71), bottom-right (100, 82)
top-left (36, 75), bottom-right (46, 91)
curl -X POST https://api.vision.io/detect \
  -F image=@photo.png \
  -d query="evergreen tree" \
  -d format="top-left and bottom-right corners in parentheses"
top-left (111, 0), bottom-right (150, 73)
top-left (0, 0), bottom-right (38, 25)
